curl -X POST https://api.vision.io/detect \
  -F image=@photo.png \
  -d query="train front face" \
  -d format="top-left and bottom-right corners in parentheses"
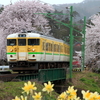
top-left (6, 33), bottom-right (40, 72)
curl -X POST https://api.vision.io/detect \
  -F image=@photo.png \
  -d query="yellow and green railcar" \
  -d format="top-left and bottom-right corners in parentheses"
top-left (6, 31), bottom-right (70, 72)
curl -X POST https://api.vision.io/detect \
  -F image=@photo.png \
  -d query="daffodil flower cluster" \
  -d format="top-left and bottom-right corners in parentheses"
top-left (57, 86), bottom-right (100, 100)
top-left (12, 81), bottom-right (100, 100)
top-left (42, 81), bottom-right (54, 94)
top-left (82, 90), bottom-right (100, 100)
top-left (12, 81), bottom-right (54, 100)
top-left (57, 86), bottom-right (80, 100)
top-left (22, 81), bottom-right (37, 95)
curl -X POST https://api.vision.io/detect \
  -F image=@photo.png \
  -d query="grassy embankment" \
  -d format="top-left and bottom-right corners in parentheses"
top-left (71, 71), bottom-right (100, 93)
top-left (0, 80), bottom-right (58, 100)
top-left (0, 71), bottom-right (100, 100)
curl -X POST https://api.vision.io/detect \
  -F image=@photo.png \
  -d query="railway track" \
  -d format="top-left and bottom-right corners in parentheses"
top-left (0, 73), bottom-right (18, 81)
top-left (0, 70), bottom-right (38, 82)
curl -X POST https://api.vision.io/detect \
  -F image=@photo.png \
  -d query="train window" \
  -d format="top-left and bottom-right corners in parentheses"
top-left (65, 47), bottom-right (67, 53)
top-left (62, 46), bottom-right (64, 52)
top-left (7, 39), bottom-right (16, 46)
top-left (54, 44), bottom-right (56, 52)
top-left (64, 47), bottom-right (66, 53)
top-left (50, 43), bottom-right (52, 51)
top-left (48, 43), bottom-right (50, 51)
top-left (60, 46), bottom-right (61, 52)
top-left (61, 46), bottom-right (62, 52)
top-left (56, 45), bottom-right (58, 52)
top-left (18, 34), bottom-right (26, 37)
top-left (43, 42), bottom-right (44, 50)
top-left (51, 44), bottom-right (53, 51)
top-left (46, 43), bottom-right (48, 51)
top-left (28, 39), bottom-right (40, 45)
top-left (18, 39), bottom-right (26, 46)
top-left (58, 45), bottom-right (60, 52)
top-left (43, 42), bottom-right (46, 50)
top-left (68, 48), bottom-right (70, 53)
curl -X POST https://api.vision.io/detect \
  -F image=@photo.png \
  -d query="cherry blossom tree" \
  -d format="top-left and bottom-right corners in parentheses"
top-left (85, 13), bottom-right (100, 67)
top-left (0, 0), bottom-right (54, 60)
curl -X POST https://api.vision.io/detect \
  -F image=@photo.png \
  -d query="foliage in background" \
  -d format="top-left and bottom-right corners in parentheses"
top-left (0, 5), bottom-right (4, 14)
top-left (53, 0), bottom-right (100, 20)
top-left (46, 10), bottom-right (82, 44)
top-left (0, 0), bottom-right (54, 60)
top-left (85, 13), bottom-right (100, 64)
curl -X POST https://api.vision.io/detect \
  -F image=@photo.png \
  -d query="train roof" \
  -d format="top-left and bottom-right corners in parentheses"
top-left (7, 32), bottom-right (69, 45)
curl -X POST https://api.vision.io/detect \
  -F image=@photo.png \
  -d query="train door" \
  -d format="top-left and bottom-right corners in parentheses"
top-left (17, 39), bottom-right (27, 60)
top-left (58, 44), bottom-right (61, 60)
top-left (43, 40), bottom-right (46, 60)
top-left (52, 42), bottom-right (54, 60)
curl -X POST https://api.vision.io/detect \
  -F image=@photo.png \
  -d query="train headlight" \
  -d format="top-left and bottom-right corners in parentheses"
top-left (10, 55), bottom-right (13, 57)
top-left (32, 55), bottom-right (35, 57)
top-left (10, 49), bottom-right (13, 52)
top-left (32, 49), bottom-right (35, 51)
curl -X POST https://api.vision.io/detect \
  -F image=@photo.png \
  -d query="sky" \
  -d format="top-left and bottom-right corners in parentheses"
top-left (0, 0), bottom-right (84, 5)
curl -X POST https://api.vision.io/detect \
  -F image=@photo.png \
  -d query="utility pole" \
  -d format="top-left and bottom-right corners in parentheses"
top-left (69, 6), bottom-right (73, 80)
top-left (81, 16), bottom-right (86, 71)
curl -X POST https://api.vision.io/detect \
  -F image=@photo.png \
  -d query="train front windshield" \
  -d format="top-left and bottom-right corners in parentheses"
top-left (7, 39), bottom-right (16, 46)
top-left (18, 39), bottom-right (26, 46)
top-left (28, 39), bottom-right (40, 45)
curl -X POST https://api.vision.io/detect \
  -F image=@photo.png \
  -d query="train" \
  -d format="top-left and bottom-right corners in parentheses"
top-left (6, 31), bottom-right (70, 73)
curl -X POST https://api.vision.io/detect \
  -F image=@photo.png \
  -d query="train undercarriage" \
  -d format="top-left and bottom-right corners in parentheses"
top-left (9, 61), bottom-right (69, 73)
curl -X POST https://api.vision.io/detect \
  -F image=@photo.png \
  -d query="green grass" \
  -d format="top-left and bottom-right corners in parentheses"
top-left (71, 71), bottom-right (100, 93)
top-left (0, 81), bottom-right (24, 99)
top-left (0, 81), bottom-right (58, 100)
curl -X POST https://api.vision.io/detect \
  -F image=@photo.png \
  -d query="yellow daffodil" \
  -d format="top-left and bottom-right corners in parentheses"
top-left (66, 86), bottom-right (77, 100)
top-left (97, 94), bottom-right (100, 99)
top-left (81, 90), bottom-right (91, 99)
top-left (42, 81), bottom-right (54, 94)
top-left (20, 95), bottom-right (27, 100)
top-left (32, 92), bottom-right (42, 100)
top-left (12, 96), bottom-right (20, 100)
top-left (89, 92), bottom-right (100, 100)
top-left (22, 81), bottom-right (37, 94)
top-left (57, 92), bottom-right (67, 100)
top-left (97, 96), bottom-right (100, 99)
top-left (74, 97), bottom-right (81, 100)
